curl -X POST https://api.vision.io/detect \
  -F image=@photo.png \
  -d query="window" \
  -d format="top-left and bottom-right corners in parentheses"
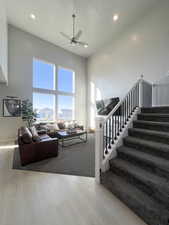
top-left (58, 67), bottom-right (75, 93)
top-left (33, 59), bottom-right (75, 122)
top-left (33, 93), bottom-right (55, 122)
top-left (58, 95), bottom-right (74, 120)
top-left (57, 67), bottom-right (75, 120)
top-left (33, 59), bottom-right (55, 90)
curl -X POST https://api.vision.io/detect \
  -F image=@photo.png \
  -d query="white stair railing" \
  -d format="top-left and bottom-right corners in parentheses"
top-left (95, 76), bottom-right (152, 183)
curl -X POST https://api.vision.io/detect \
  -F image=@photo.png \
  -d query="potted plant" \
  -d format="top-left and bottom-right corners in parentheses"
top-left (21, 99), bottom-right (37, 128)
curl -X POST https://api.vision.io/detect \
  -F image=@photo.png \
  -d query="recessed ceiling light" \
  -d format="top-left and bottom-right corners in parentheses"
top-left (30, 14), bottom-right (36, 20)
top-left (84, 44), bottom-right (88, 48)
top-left (132, 35), bottom-right (138, 41)
top-left (113, 14), bottom-right (119, 22)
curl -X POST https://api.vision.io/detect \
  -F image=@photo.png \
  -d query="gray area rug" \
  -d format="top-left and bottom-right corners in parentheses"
top-left (13, 134), bottom-right (95, 177)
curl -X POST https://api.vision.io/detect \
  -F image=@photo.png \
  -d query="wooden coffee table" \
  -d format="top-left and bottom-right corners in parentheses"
top-left (56, 130), bottom-right (87, 147)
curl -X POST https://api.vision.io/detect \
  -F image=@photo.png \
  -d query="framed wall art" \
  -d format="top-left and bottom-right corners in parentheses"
top-left (3, 98), bottom-right (21, 117)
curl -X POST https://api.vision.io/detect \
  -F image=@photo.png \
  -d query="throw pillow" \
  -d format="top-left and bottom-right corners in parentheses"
top-left (54, 123), bottom-right (60, 130)
top-left (30, 126), bottom-right (40, 142)
top-left (39, 123), bottom-right (49, 132)
top-left (21, 127), bottom-right (33, 144)
top-left (57, 122), bottom-right (66, 130)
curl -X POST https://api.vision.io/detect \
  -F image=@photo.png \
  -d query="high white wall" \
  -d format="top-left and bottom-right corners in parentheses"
top-left (0, 25), bottom-right (87, 141)
top-left (87, 1), bottom-right (169, 128)
top-left (0, 0), bottom-right (8, 83)
top-left (0, 117), bottom-right (24, 142)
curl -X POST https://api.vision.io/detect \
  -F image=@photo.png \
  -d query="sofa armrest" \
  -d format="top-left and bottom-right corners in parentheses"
top-left (33, 137), bottom-right (58, 149)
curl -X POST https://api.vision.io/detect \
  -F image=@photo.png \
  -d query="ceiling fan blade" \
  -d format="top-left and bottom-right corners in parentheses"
top-left (77, 41), bottom-right (88, 48)
top-left (74, 30), bottom-right (82, 40)
top-left (60, 32), bottom-right (71, 40)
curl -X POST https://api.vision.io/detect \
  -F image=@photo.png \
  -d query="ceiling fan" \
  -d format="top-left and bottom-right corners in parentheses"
top-left (60, 14), bottom-right (88, 48)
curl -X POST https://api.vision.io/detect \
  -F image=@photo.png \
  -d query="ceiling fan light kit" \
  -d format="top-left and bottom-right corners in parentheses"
top-left (60, 14), bottom-right (88, 48)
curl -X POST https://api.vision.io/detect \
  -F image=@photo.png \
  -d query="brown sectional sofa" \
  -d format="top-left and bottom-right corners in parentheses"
top-left (18, 127), bottom-right (58, 166)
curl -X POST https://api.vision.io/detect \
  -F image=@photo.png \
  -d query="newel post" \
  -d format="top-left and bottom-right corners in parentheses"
top-left (139, 74), bottom-right (144, 107)
top-left (95, 116), bottom-right (105, 183)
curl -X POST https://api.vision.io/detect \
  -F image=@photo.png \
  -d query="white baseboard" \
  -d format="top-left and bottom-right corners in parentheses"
top-left (0, 138), bottom-right (15, 144)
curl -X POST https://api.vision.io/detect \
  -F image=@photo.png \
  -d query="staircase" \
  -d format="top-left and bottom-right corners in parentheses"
top-left (101, 106), bottom-right (169, 225)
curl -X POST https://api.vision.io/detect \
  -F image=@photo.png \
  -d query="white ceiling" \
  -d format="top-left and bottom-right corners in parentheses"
top-left (6, 0), bottom-right (159, 58)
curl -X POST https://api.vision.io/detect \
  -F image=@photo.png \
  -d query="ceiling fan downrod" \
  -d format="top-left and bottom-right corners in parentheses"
top-left (72, 14), bottom-right (76, 38)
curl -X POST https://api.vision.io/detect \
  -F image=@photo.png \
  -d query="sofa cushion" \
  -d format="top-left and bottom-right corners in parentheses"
top-left (38, 123), bottom-right (50, 132)
top-left (30, 126), bottom-right (41, 142)
top-left (39, 134), bottom-right (51, 141)
top-left (54, 123), bottom-right (60, 130)
top-left (46, 123), bottom-right (60, 132)
top-left (20, 127), bottom-right (33, 144)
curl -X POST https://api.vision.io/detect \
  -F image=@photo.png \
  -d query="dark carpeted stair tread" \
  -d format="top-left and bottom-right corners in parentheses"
top-left (139, 113), bottom-right (169, 117)
top-left (109, 158), bottom-right (169, 207)
top-left (133, 120), bottom-right (169, 126)
top-left (133, 120), bottom-right (169, 132)
top-left (141, 106), bottom-right (169, 114)
top-left (138, 113), bottom-right (169, 122)
top-left (123, 136), bottom-right (169, 158)
top-left (118, 146), bottom-right (169, 178)
top-left (128, 127), bottom-right (169, 144)
top-left (124, 136), bottom-right (169, 151)
top-left (129, 127), bottom-right (169, 138)
top-left (110, 158), bottom-right (168, 188)
top-left (101, 171), bottom-right (169, 225)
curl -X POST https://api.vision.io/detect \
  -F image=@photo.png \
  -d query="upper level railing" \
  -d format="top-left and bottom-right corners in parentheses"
top-left (152, 75), bottom-right (169, 106)
top-left (95, 76), bottom-right (152, 182)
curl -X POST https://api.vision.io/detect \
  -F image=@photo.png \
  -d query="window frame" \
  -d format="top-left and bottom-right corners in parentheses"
top-left (32, 58), bottom-right (75, 122)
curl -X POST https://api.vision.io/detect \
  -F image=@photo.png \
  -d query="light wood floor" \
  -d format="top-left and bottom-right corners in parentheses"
top-left (0, 143), bottom-right (146, 225)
